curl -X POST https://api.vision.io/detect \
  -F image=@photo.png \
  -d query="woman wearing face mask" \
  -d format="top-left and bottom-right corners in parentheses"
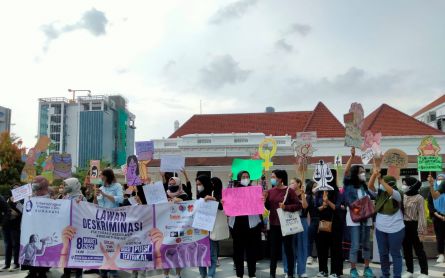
top-left (226, 171), bottom-right (262, 278)
top-left (368, 169), bottom-right (405, 278)
top-left (305, 180), bottom-right (319, 265)
top-left (166, 177), bottom-right (190, 202)
top-left (196, 175), bottom-right (221, 278)
top-left (163, 176), bottom-right (190, 278)
top-left (93, 169), bottom-right (124, 278)
top-left (314, 170), bottom-right (343, 278)
top-left (427, 173), bottom-right (445, 263)
top-left (265, 169), bottom-right (302, 278)
top-left (401, 177), bottom-right (428, 278)
top-left (282, 178), bottom-right (309, 278)
top-left (342, 147), bottom-right (374, 278)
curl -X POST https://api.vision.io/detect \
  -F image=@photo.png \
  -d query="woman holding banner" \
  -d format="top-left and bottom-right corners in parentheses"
top-left (265, 169), bottom-right (301, 278)
top-left (94, 169), bottom-right (123, 278)
top-left (226, 171), bottom-right (262, 278)
top-left (197, 175), bottom-right (222, 278)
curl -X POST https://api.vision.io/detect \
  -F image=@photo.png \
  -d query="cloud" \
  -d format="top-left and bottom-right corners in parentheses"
top-left (286, 67), bottom-right (405, 97)
top-left (275, 39), bottom-right (294, 53)
top-left (42, 8), bottom-right (108, 51)
top-left (287, 23), bottom-right (311, 36)
top-left (199, 55), bottom-right (252, 89)
top-left (209, 0), bottom-right (258, 24)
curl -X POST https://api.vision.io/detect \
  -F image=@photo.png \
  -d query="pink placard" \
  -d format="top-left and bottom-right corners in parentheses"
top-left (222, 186), bottom-right (264, 216)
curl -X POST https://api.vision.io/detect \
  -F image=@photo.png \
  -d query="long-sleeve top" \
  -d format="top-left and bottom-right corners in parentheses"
top-left (265, 186), bottom-right (302, 226)
top-left (403, 194), bottom-right (427, 233)
top-left (97, 183), bottom-right (124, 208)
top-left (314, 190), bottom-right (342, 221)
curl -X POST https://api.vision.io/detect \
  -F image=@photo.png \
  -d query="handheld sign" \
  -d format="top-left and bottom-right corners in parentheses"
top-left (231, 159), bottom-right (263, 180)
top-left (313, 160), bottom-right (334, 191)
top-left (160, 155), bottom-right (185, 172)
top-left (11, 184), bottom-right (32, 202)
top-left (417, 135), bottom-right (442, 172)
top-left (258, 138), bottom-right (277, 171)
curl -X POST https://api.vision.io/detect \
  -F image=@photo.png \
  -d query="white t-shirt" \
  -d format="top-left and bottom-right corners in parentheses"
top-left (346, 188), bottom-right (373, 227)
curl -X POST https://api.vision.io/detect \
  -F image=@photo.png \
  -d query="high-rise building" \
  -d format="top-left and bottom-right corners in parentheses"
top-left (38, 94), bottom-right (136, 168)
top-left (0, 106), bottom-right (11, 133)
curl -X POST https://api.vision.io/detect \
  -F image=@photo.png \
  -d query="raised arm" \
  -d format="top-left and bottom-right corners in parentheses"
top-left (428, 175), bottom-right (441, 199)
top-left (344, 147), bottom-right (355, 177)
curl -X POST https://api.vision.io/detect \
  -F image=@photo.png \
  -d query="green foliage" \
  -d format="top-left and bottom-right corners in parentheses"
top-left (0, 132), bottom-right (24, 185)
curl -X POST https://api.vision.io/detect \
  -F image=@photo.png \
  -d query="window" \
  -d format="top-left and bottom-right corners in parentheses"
top-left (92, 102), bottom-right (102, 110)
top-left (50, 134), bottom-right (60, 142)
top-left (234, 138), bottom-right (248, 143)
top-left (164, 142), bottom-right (177, 147)
top-left (50, 125), bottom-right (61, 133)
top-left (276, 140), bottom-right (286, 145)
top-left (197, 139), bottom-right (211, 144)
top-left (82, 103), bottom-right (90, 111)
top-left (51, 115), bottom-right (61, 124)
top-left (429, 112), bottom-right (437, 122)
top-left (51, 104), bottom-right (62, 114)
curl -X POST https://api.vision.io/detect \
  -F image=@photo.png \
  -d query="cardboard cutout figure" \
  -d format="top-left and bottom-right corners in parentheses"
top-left (126, 155), bottom-right (142, 186)
top-left (383, 148), bottom-right (408, 180)
top-left (418, 135), bottom-right (441, 156)
top-left (258, 138), bottom-right (277, 171)
top-left (90, 160), bottom-right (101, 185)
top-left (344, 103), bottom-right (364, 148)
top-left (313, 160), bottom-right (334, 191)
top-left (34, 136), bottom-right (51, 152)
top-left (53, 153), bottom-right (72, 180)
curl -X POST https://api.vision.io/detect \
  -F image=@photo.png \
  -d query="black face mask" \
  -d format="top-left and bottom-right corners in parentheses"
top-left (168, 185), bottom-right (179, 193)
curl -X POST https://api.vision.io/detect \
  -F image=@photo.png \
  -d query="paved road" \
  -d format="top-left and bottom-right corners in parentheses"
top-left (0, 258), bottom-right (443, 278)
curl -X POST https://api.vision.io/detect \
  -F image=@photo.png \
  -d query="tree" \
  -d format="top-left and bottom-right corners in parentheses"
top-left (0, 131), bottom-right (25, 185)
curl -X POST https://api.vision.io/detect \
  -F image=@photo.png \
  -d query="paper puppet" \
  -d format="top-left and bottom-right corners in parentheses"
top-left (135, 141), bottom-right (154, 161)
top-left (43, 155), bottom-right (53, 171)
top-left (34, 136), bottom-right (51, 152)
top-left (344, 103), bottom-right (364, 148)
top-left (90, 160), bottom-right (101, 185)
top-left (126, 155), bottom-right (142, 186)
top-left (258, 138), bottom-right (277, 171)
top-left (313, 160), bottom-right (334, 191)
top-left (361, 131), bottom-right (382, 155)
top-left (418, 135), bottom-right (441, 156)
top-left (53, 153), bottom-right (72, 180)
top-left (21, 164), bottom-right (36, 183)
top-left (383, 148), bottom-right (408, 180)
top-left (25, 148), bottom-right (40, 166)
top-left (139, 160), bottom-right (150, 184)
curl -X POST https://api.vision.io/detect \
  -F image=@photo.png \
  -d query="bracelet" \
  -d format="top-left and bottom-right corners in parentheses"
top-left (60, 254), bottom-right (68, 256)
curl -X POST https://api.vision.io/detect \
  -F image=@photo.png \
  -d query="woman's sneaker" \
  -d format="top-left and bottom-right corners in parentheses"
top-left (328, 274), bottom-right (340, 278)
top-left (364, 267), bottom-right (374, 278)
top-left (306, 256), bottom-right (313, 265)
top-left (350, 268), bottom-right (359, 278)
top-left (437, 254), bottom-right (445, 263)
top-left (317, 272), bottom-right (328, 277)
top-left (401, 272), bottom-right (413, 278)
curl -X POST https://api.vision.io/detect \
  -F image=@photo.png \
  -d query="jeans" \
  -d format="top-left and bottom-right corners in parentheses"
top-left (308, 217), bottom-right (319, 258)
top-left (282, 218), bottom-right (308, 275)
top-left (199, 240), bottom-right (219, 277)
top-left (376, 228), bottom-right (405, 278)
top-left (2, 224), bottom-right (20, 267)
top-left (402, 221), bottom-right (428, 275)
top-left (270, 225), bottom-right (294, 277)
top-left (349, 224), bottom-right (371, 263)
top-left (433, 216), bottom-right (445, 254)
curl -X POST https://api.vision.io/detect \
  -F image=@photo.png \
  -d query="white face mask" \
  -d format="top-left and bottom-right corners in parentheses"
top-left (197, 185), bottom-right (204, 193)
top-left (240, 179), bottom-right (250, 186)
top-left (401, 185), bottom-right (410, 193)
top-left (359, 173), bottom-right (366, 181)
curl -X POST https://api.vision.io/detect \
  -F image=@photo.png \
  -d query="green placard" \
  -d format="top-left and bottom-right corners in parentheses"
top-left (417, 156), bottom-right (443, 172)
top-left (231, 158), bottom-right (264, 180)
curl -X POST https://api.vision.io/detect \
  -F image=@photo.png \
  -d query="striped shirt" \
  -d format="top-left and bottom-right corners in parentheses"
top-left (403, 194), bottom-right (427, 233)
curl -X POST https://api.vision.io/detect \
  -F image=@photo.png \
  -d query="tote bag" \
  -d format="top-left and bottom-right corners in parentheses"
top-left (210, 191), bottom-right (230, 241)
top-left (277, 187), bottom-right (304, 236)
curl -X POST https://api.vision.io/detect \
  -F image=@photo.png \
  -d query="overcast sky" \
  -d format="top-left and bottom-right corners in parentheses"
top-left (1, 0), bottom-right (445, 147)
